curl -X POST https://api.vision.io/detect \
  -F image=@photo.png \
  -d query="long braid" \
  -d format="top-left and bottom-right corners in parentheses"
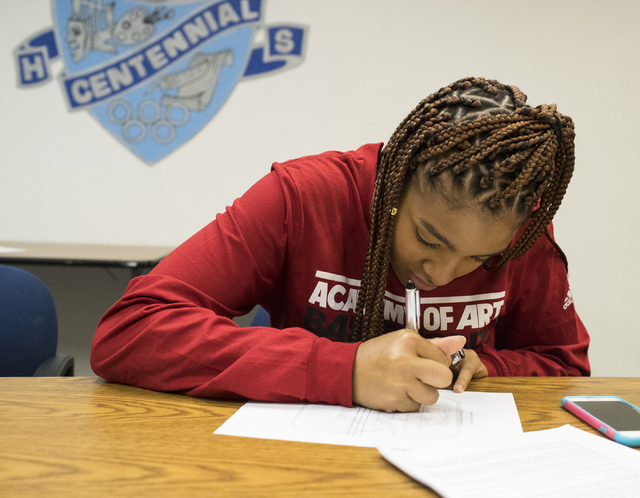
top-left (351, 77), bottom-right (575, 342)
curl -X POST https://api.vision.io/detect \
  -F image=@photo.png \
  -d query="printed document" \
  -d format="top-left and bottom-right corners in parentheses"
top-left (214, 390), bottom-right (521, 447)
top-left (378, 424), bottom-right (640, 498)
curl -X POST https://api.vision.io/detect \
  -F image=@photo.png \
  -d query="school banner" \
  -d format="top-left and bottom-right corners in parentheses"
top-left (14, 0), bottom-right (308, 164)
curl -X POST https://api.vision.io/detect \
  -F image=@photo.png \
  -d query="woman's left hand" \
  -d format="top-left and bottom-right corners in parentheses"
top-left (451, 348), bottom-right (488, 393)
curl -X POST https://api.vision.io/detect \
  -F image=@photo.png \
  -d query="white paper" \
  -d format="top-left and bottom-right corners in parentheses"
top-left (0, 246), bottom-right (25, 254)
top-left (214, 391), bottom-right (522, 448)
top-left (378, 424), bottom-right (640, 498)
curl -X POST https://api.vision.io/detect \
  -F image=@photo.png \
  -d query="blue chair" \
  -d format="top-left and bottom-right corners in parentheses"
top-left (0, 265), bottom-right (74, 376)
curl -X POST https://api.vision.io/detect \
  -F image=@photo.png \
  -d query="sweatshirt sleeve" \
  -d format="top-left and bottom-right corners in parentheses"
top-left (477, 229), bottom-right (590, 377)
top-left (90, 168), bottom-right (359, 406)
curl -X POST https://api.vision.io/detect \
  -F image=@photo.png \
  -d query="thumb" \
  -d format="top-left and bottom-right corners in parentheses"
top-left (430, 335), bottom-right (466, 357)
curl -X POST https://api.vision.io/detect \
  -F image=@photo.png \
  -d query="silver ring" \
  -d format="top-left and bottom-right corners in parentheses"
top-left (121, 119), bottom-right (146, 144)
top-left (137, 99), bottom-right (161, 125)
top-left (108, 98), bottom-right (132, 125)
top-left (165, 101), bottom-right (190, 127)
top-left (151, 120), bottom-right (175, 144)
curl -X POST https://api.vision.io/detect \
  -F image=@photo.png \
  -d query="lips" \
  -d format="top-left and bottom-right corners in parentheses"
top-left (408, 271), bottom-right (438, 292)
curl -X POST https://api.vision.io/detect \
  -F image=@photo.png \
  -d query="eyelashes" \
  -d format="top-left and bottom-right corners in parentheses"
top-left (472, 255), bottom-right (490, 264)
top-left (414, 229), bottom-right (489, 264)
top-left (414, 229), bottom-right (438, 249)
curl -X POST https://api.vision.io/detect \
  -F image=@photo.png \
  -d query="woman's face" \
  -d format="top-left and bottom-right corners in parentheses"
top-left (390, 180), bottom-right (522, 291)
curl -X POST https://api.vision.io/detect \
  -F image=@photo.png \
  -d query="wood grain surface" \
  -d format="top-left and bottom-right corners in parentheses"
top-left (1, 377), bottom-right (638, 497)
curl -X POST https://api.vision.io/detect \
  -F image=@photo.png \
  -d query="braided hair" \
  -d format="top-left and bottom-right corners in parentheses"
top-left (351, 77), bottom-right (575, 342)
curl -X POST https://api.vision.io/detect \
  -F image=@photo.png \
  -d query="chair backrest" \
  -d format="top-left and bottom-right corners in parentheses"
top-left (0, 265), bottom-right (59, 376)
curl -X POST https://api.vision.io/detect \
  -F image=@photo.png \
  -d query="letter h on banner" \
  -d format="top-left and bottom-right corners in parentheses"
top-left (14, 29), bottom-right (59, 88)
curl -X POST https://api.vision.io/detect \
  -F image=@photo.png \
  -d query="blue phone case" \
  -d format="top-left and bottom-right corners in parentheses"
top-left (561, 395), bottom-right (640, 447)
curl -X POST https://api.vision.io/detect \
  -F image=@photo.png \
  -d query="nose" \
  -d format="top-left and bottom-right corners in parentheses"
top-left (423, 256), bottom-right (459, 287)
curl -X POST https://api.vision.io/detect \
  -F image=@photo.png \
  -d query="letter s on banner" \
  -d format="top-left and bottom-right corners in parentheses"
top-left (244, 24), bottom-right (308, 78)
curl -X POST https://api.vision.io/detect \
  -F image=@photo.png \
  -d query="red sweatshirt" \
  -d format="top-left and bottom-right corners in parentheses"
top-left (91, 143), bottom-right (590, 406)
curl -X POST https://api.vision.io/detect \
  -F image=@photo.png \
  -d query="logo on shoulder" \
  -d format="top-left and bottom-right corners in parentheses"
top-left (14, 0), bottom-right (308, 165)
top-left (563, 289), bottom-right (574, 310)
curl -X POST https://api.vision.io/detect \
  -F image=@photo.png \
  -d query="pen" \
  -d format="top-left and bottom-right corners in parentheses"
top-left (450, 349), bottom-right (465, 369)
top-left (405, 280), bottom-right (465, 371)
top-left (405, 280), bottom-right (420, 331)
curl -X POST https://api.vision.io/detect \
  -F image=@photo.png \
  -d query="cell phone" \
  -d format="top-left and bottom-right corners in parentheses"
top-left (561, 395), bottom-right (640, 447)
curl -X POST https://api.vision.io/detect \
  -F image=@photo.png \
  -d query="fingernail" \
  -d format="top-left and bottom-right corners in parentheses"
top-left (454, 384), bottom-right (464, 393)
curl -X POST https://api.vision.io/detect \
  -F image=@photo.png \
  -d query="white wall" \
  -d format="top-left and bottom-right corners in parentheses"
top-left (2, 1), bottom-right (639, 377)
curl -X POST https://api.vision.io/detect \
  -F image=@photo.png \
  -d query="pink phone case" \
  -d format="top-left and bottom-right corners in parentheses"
top-left (561, 396), bottom-right (640, 447)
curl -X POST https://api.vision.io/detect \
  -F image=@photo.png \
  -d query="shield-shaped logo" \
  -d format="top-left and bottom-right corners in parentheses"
top-left (15, 0), bottom-right (307, 164)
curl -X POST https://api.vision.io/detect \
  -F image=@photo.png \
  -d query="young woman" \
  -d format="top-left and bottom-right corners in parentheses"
top-left (91, 77), bottom-right (590, 413)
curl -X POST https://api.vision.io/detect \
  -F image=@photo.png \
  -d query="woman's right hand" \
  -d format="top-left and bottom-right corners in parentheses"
top-left (352, 330), bottom-right (466, 412)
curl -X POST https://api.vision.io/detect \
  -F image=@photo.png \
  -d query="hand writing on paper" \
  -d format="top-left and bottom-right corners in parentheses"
top-left (451, 348), bottom-right (488, 394)
top-left (352, 330), bottom-right (466, 413)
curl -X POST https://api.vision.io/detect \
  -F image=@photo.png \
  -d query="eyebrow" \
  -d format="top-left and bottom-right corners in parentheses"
top-left (420, 219), bottom-right (457, 251)
top-left (419, 219), bottom-right (509, 258)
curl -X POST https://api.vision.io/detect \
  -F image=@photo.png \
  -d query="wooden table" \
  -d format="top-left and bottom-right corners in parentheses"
top-left (0, 241), bottom-right (173, 277)
top-left (1, 377), bottom-right (638, 497)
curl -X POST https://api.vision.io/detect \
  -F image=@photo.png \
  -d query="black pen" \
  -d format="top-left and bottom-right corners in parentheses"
top-left (450, 349), bottom-right (465, 369)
